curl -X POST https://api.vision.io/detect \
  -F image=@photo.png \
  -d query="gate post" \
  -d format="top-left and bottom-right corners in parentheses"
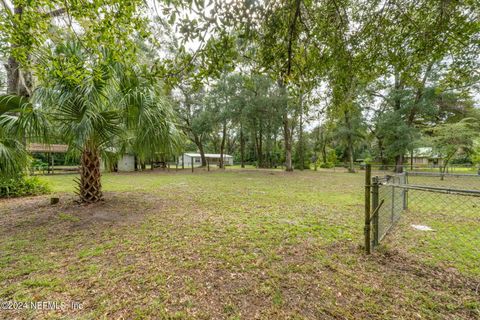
top-left (364, 164), bottom-right (371, 254)
top-left (372, 176), bottom-right (380, 247)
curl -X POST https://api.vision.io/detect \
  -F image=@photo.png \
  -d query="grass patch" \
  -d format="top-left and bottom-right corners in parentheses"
top-left (0, 169), bottom-right (477, 319)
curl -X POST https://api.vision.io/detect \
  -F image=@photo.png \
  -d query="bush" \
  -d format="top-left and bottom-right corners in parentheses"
top-left (320, 162), bottom-right (335, 168)
top-left (31, 159), bottom-right (49, 172)
top-left (0, 175), bottom-right (50, 198)
top-left (316, 150), bottom-right (337, 168)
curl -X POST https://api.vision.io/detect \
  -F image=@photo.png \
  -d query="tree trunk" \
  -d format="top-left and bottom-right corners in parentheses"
top-left (219, 122), bottom-right (227, 168)
top-left (440, 153), bottom-right (455, 181)
top-left (5, 6), bottom-right (22, 95)
top-left (410, 150), bottom-right (414, 171)
top-left (298, 102), bottom-right (304, 170)
top-left (278, 79), bottom-right (293, 172)
top-left (378, 138), bottom-right (387, 169)
top-left (240, 124), bottom-right (245, 168)
top-left (347, 141), bottom-right (355, 173)
top-left (78, 148), bottom-right (103, 203)
top-left (198, 143), bottom-right (207, 167)
top-left (285, 135), bottom-right (293, 172)
top-left (193, 134), bottom-right (207, 166)
top-left (283, 111), bottom-right (293, 171)
top-left (5, 6), bottom-right (32, 98)
top-left (283, 116), bottom-right (293, 172)
top-left (258, 124), bottom-right (263, 167)
top-left (395, 154), bottom-right (404, 173)
top-left (5, 56), bottom-right (21, 95)
top-left (393, 71), bottom-right (404, 174)
top-left (344, 110), bottom-right (355, 173)
top-left (321, 129), bottom-right (327, 163)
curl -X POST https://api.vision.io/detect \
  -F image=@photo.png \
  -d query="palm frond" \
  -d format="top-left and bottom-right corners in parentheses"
top-left (0, 126), bottom-right (31, 177)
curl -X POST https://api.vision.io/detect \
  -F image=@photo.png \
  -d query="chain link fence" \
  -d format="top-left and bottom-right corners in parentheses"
top-left (365, 166), bottom-right (480, 275)
top-left (370, 174), bottom-right (407, 245)
top-left (323, 163), bottom-right (479, 175)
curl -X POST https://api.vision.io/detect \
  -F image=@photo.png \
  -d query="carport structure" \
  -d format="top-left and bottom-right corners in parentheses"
top-left (27, 143), bottom-right (69, 174)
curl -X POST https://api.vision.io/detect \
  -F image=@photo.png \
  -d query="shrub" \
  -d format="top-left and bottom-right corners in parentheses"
top-left (320, 162), bottom-right (335, 168)
top-left (317, 150), bottom-right (338, 168)
top-left (31, 159), bottom-right (49, 172)
top-left (0, 175), bottom-right (50, 198)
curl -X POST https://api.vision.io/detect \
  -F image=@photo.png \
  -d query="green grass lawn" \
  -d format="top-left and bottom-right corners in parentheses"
top-left (0, 169), bottom-right (478, 319)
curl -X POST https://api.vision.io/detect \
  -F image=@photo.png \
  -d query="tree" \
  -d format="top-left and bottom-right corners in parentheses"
top-left (0, 0), bottom-right (153, 182)
top-left (206, 73), bottom-right (243, 168)
top-left (34, 42), bottom-right (180, 202)
top-left (0, 95), bottom-right (31, 176)
top-left (367, 0), bottom-right (479, 172)
top-left (175, 84), bottom-right (212, 166)
top-left (1, 1), bottom-right (148, 95)
top-left (430, 117), bottom-right (479, 178)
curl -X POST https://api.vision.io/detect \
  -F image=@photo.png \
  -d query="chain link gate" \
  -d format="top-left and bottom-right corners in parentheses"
top-left (364, 164), bottom-right (480, 255)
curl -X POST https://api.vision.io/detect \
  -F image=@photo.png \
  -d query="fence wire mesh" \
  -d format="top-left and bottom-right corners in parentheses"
top-left (368, 171), bottom-right (480, 275)
top-left (406, 171), bottom-right (480, 191)
top-left (372, 174), bottom-right (407, 244)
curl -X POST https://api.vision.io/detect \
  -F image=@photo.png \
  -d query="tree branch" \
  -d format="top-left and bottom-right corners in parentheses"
top-left (46, 8), bottom-right (66, 17)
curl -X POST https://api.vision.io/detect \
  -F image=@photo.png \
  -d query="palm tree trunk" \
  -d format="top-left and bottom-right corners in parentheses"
top-left (78, 147), bottom-right (102, 203)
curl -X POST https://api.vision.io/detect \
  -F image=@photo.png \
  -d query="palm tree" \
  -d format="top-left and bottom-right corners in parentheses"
top-left (0, 95), bottom-right (48, 177)
top-left (33, 42), bottom-right (180, 203)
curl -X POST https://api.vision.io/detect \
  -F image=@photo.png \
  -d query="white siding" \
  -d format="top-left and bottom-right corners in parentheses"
top-left (118, 154), bottom-right (135, 172)
top-left (177, 153), bottom-right (234, 167)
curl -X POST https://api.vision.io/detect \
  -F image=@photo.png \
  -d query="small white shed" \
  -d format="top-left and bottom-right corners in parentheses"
top-left (118, 154), bottom-right (135, 172)
top-left (178, 153), bottom-right (234, 167)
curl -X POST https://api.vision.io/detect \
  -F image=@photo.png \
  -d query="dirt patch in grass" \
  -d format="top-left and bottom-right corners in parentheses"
top-left (0, 192), bottom-right (168, 237)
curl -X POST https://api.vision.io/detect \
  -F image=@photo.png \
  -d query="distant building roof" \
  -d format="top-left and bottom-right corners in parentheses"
top-left (184, 153), bottom-right (233, 158)
top-left (27, 143), bottom-right (68, 153)
top-left (408, 147), bottom-right (442, 159)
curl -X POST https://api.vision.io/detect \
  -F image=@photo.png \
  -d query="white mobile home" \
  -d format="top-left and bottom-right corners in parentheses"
top-left (178, 153), bottom-right (234, 167)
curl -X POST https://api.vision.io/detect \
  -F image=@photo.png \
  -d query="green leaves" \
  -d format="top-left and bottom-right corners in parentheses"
top-left (0, 95), bottom-right (31, 115)
top-left (34, 40), bottom-right (181, 162)
top-left (0, 1), bottom-right (149, 67)
top-left (0, 130), bottom-right (31, 178)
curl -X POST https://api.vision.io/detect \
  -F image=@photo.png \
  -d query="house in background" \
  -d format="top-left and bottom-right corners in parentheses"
top-left (405, 147), bottom-right (444, 167)
top-left (178, 153), bottom-right (234, 167)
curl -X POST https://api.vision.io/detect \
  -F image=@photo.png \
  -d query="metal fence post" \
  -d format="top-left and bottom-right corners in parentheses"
top-left (191, 160), bottom-right (194, 173)
top-left (364, 164), bottom-right (371, 254)
top-left (372, 176), bottom-right (379, 247)
top-left (403, 172), bottom-right (408, 210)
top-left (391, 184), bottom-right (395, 223)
